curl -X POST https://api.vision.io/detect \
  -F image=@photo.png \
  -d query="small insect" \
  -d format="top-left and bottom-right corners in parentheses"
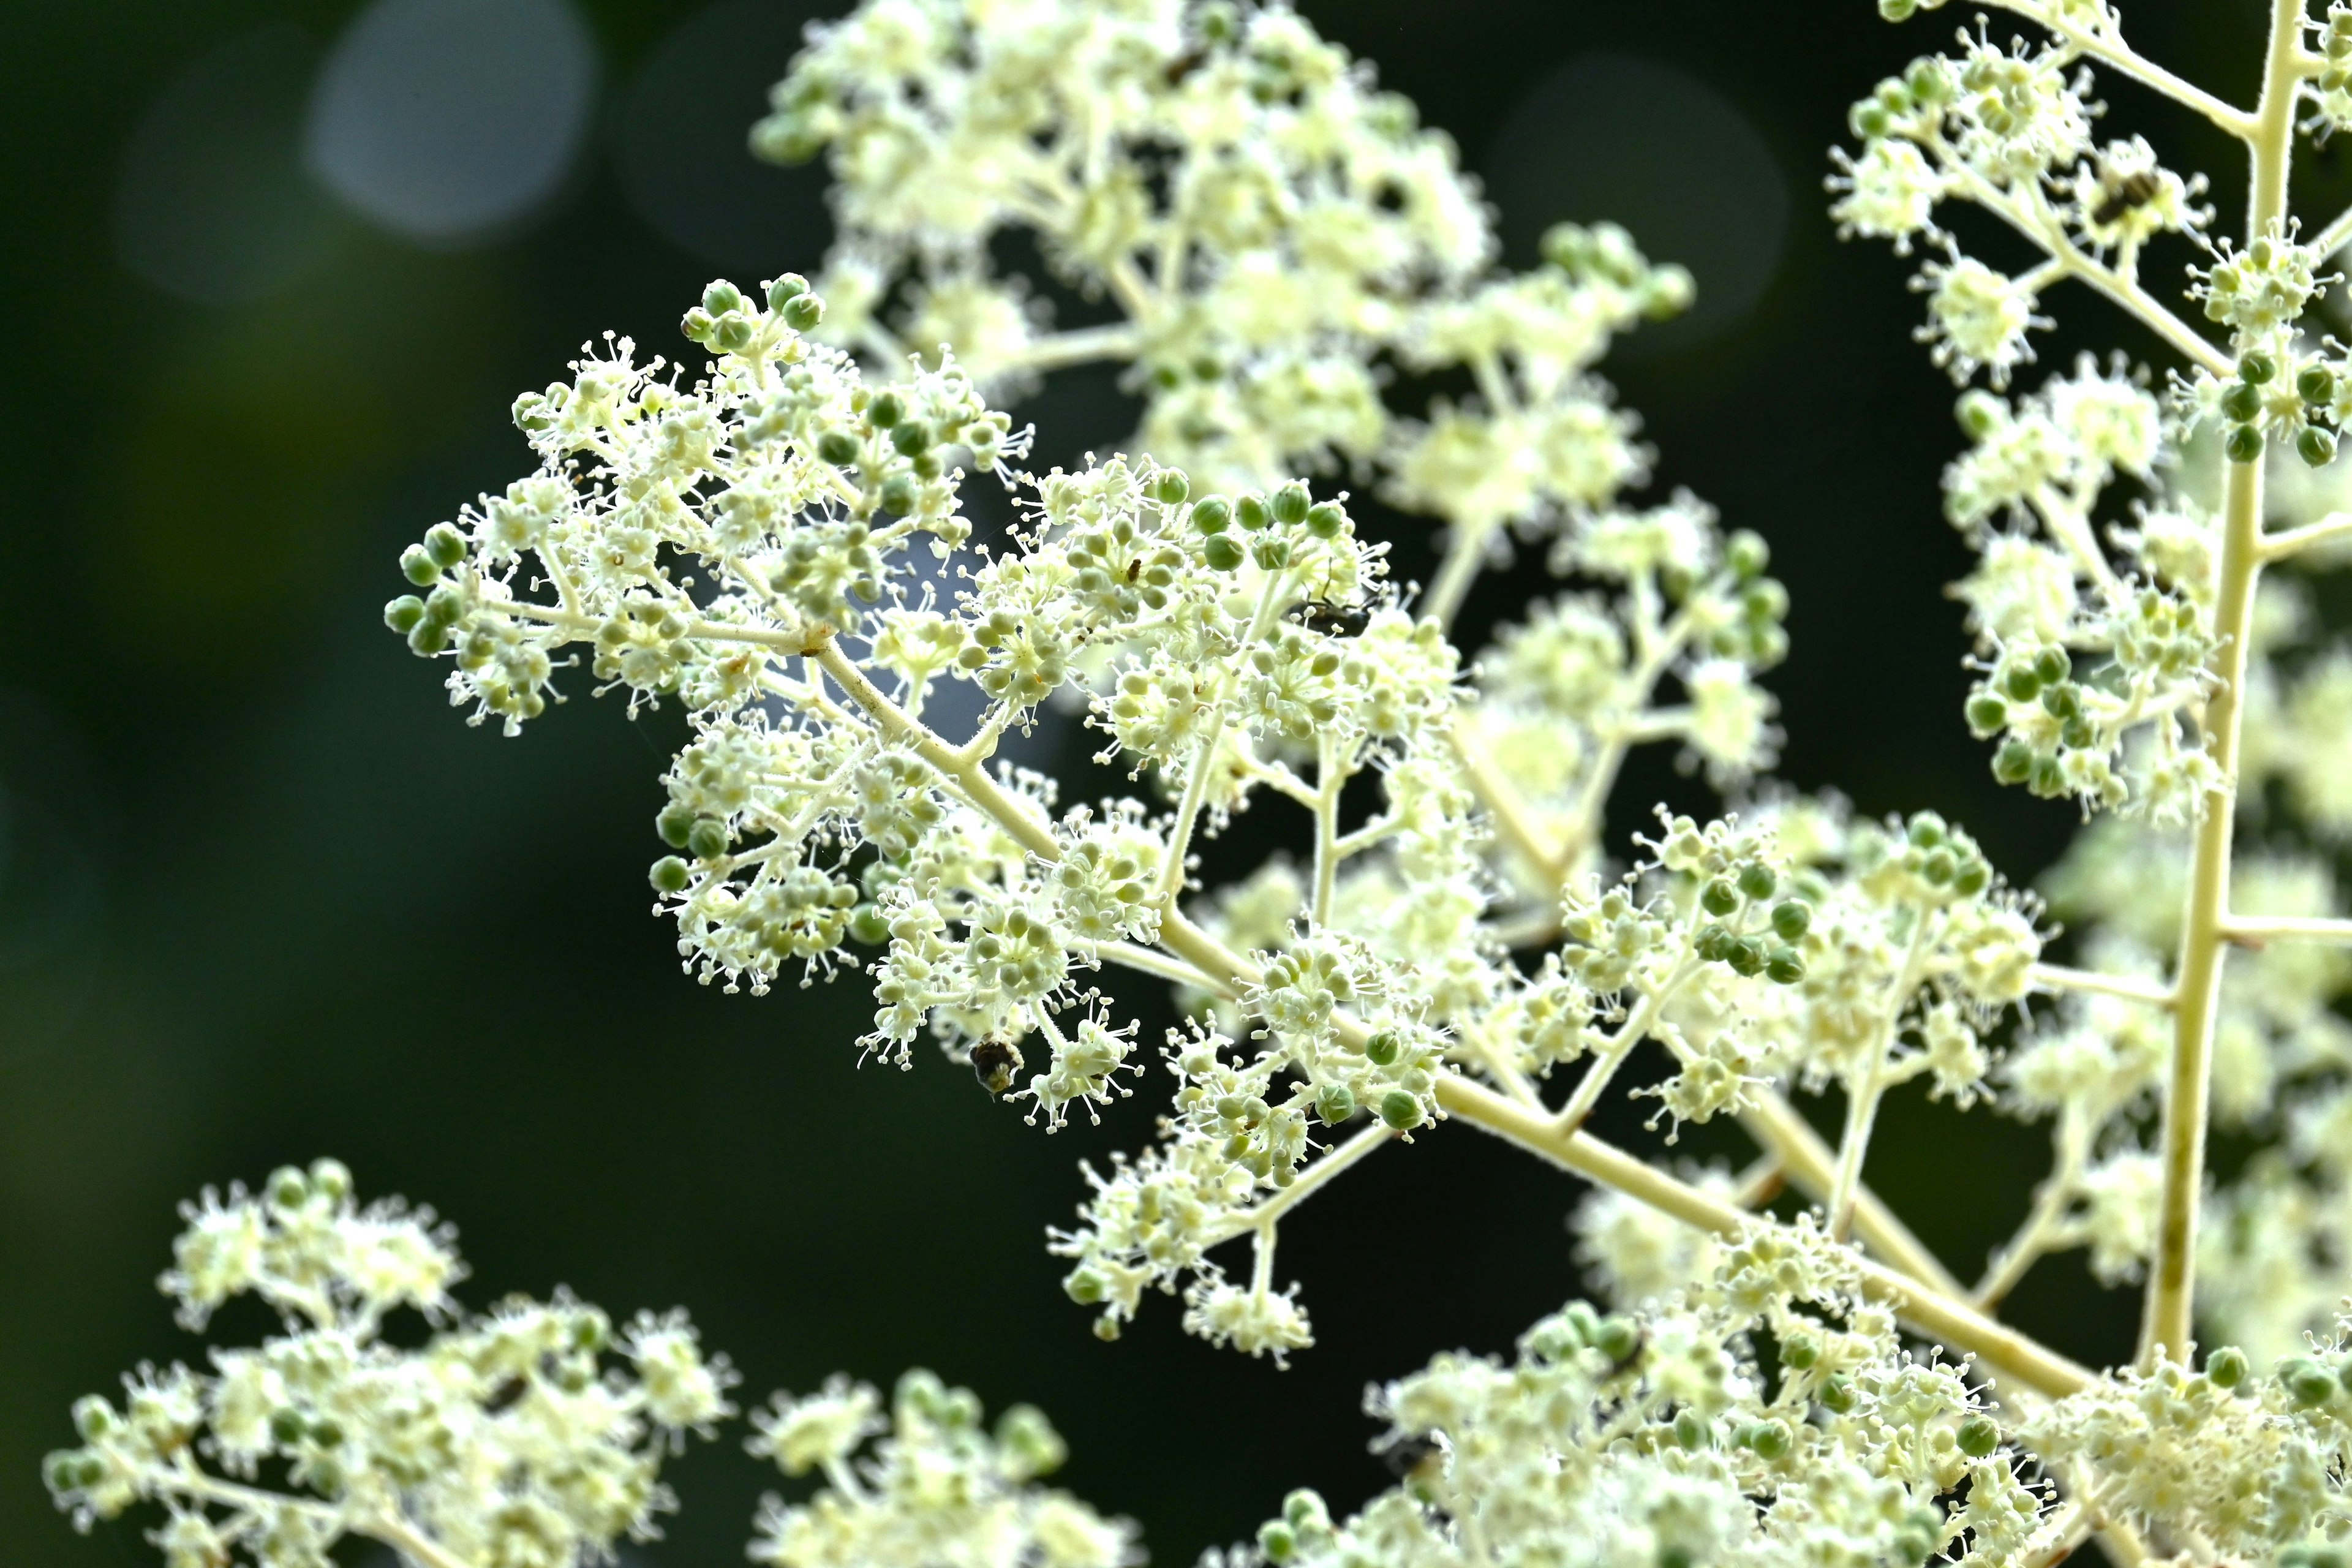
top-left (1381, 1434), bottom-right (1442, 1479)
top-left (1287, 599), bottom-right (1371, 638)
top-left (481, 1375), bottom-right (529, 1414)
top-left (2090, 169), bottom-right (2161, 228)
top-left (971, 1039), bottom-right (1022, 1096)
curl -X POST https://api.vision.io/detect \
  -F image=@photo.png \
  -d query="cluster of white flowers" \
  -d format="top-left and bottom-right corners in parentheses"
top-left (754, 0), bottom-right (1691, 622)
top-left (58, 2), bottom-right (2352, 1567)
top-left (747, 1370), bottom-right (1134, 1568)
top-left (42, 1163), bottom-right (735, 1568)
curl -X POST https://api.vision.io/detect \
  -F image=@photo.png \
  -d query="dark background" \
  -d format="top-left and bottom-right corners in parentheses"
top-left (0, 1), bottom-right (2310, 1564)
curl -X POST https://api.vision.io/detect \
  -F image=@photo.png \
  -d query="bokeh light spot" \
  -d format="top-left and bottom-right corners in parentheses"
top-left (304, 0), bottom-right (598, 246)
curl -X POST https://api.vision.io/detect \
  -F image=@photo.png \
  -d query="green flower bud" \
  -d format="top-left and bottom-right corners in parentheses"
top-left (1152, 470), bottom-right (1190, 506)
top-left (1379, 1090), bottom-right (1423, 1130)
top-left (1780, 1332), bottom-right (1819, 1370)
top-left (1063, 1268), bottom-right (1107, 1305)
top-left (879, 473), bottom-right (919, 514)
top-left (2000, 665), bottom-right (2041, 702)
top-left (866, 391), bottom-right (905, 429)
top-left (1992, 739), bottom-right (2035, 785)
top-left (2301, 364), bottom-right (2338, 405)
top-left (42, 1449), bottom-right (92, 1496)
top-left (1192, 496), bottom-right (1233, 533)
top-left (782, 292), bottom-right (824, 333)
top-left (1714, 530), bottom-right (1768, 581)
top-left (1959, 693), bottom-right (2005, 736)
top-left (1364, 1030), bottom-right (1402, 1066)
top-left (1820, 1375), bottom-right (1858, 1414)
top-left (309, 1158), bottom-right (350, 1202)
top-left (1237, 494), bottom-right (1270, 531)
top-left (657, 803), bottom-right (696, 849)
top-left (268, 1165), bottom-right (308, 1208)
top-left (889, 421), bottom-right (931, 458)
top-left (1765, 946), bottom-right (1805, 985)
top-left (425, 523), bottom-right (469, 569)
top-left (686, 818), bottom-right (730, 862)
top-left (1955, 389), bottom-right (2004, 439)
top-left (816, 430), bottom-right (860, 466)
top-left (1673, 1408), bottom-right (1711, 1451)
top-left (1694, 922), bottom-right (1733, 962)
top-left (1879, 0), bottom-right (1918, 20)
top-left (1701, 879), bottom-right (1741, 917)
top-left (2220, 381), bottom-right (2264, 422)
top-left (1736, 863), bottom-right (1777, 901)
top-left (385, 595), bottom-right (428, 635)
top-left (713, 312), bottom-right (756, 353)
top-left (1316, 1083), bottom-right (1356, 1125)
top-left (2299, 424), bottom-right (2339, 467)
top-left (1253, 535), bottom-right (1292, 570)
top-left (765, 273), bottom-right (809, 310)
top-left (2226, 423), bottom-right (2265, 464)
top-left (1593, 1317), bottom-right (1640, 1363)
top-left (2282, 1357), bottom-right (2338, 1408)
top-left (1204, 532), bottom-right (1246, 571)
top-left (401, 544), bottom-right (442, 586)
top-left (1258, 1522), bottom-right (1297, 1563)
top-left (2031, 645), bottom-right (2070, 685)
top-left (2240, 349), bottom-right (2278, 385)
top-left (1771, 899), bottom-right (1812, 941)
top-left (1956, 1414), bottom-right (1999, 1457)
top-left (2207, 1344), bottom-right (2250, 1389)
top-left (650, 856), bottom-right (693, 895)
top-left (1305, 501), bottom-right (1345, 538)
top-left (1270, 482), bottom-right (1311, 526)
top-left (1727, 937), bottom-right (1766, 978)
top-left (680, 307), bottom-right (715, 343)
top-left (71, 1396), bottom-right (117, 1441)
top-left (1744, 1419), bottom-right (1792, 1460)
top-left (997, 1404), bottom-right (1066, 1479)
top-left (271, 1408), bottom-right (306, 1446)
top-left (848, 903), bottom-right (891, 946)
top-left (702, 280), bottom-right (743, 318)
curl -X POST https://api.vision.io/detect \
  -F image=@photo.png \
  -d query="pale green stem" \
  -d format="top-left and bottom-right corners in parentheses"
top-left (1975, 1110), bottom-right (2087, 1310)
top-left (1973, 1), bottom-right (2255, 137)
top-left (1155, 569), bottom-right (1295, 904)
top-left (1423, 521), bottom-right (1500, 629)
top-left (2029, 961), bottom-right (2175, 1008)
top-left (1827, 917), bottom-right (1933, 1243)
top-left (1435, 1076), bottom-right (2097, 1399)
top-left (2258, 512), bottom-right (2352, 561)
top-left (1557, 951), bottom-right (1697, 1131)
top-left (2220, 914), bottom-right (2352, 944)
top-left (1311, 731), bottom-right (1344, 927)
top-left (2143, 0), bottom-right (2300, 1370)
top-left (1201, 1123), bottom-right (1395, 1248)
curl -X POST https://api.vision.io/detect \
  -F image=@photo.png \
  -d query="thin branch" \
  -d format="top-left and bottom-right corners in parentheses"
top-left (1200, 1124), bottom-right (1396, 1248)
top-left (1974, 1), bottom-right (2253, 138)
top-left (2258, 511), bottom-right (2352, 562)
top-left (2029, 962), bottom-right (2175, 1008)
top-left (1089, 940), bottom-right (1223, 993)
top-left (1436, 1075), bottom-right (2097, 1399)
top-left (2221, 913), bottom-right (2352, 945)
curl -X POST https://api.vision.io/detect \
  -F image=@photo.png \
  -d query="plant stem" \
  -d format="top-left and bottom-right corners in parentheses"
top-left (2141, 0), bottom-right (2299, 1370)
top-left (1436, 1075), bottom-right (2095, 1398)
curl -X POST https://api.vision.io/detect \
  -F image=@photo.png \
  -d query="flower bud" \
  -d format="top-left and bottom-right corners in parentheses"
top-left (1192, 496), bottom-right (1232, 533)
top-left (385, 595), bottom-right (427, 634)
top-left (866, 391), bottom-right (905, 429)
top-left (1316, 1083), bottom-right (1356, 1125)
top-left (766, 273), bottom-right (809, 309)
top-left (1771, 900), bottom-right (1812, 941)
top-left (1305, 502), bottom-right (1345, 538)
top-left (1237, 494), bottom-right (1270, 531)
top-left (1765, 947), bottom-right (1805, 985)
top-left (2299, 424), bottom-right (2339, 467)
top-left (1736, 864), bottom-right (1777, 901)
top-left (1270, 483), bottom-right (1311, 526)
top-left (401, 544), bottom-right (441, 586)
top-left (2282, 1356), bottom-right (2337, 1408)
top-left (1701, 880), bottom-right (1740, 916)
top-left (2300, 364), bottom-right (2337, 405)
top-left (1363, 1030), bottom-right (1401, 1066)
top-left (702, 281), bottom-right (744, 318)
top-left (2226, 423), bottom-right (2264, 464)
top-left (1152, 470), bottom-right (1190, 505)
top-left (650, 857), bottom-right (692, 894)
top-left (816, 431), bottom-right (860, 466)
top-left (425, 523), bottom-right (469, 569)
top-left (2206, 1344), bottom-right (2250, 1389)
top-left (1744, 1419), bottom-right (1792, 1460)
top-left (2220, 381), bottom-right (2263, 422)
top-left (782, 293), bottom-right (824, 333)
top-left (1204, 533), bottom-right (1245, 571)
top-left (1956, 1415), bottom-right (1999, 1457)
top-left (687, 819), bottom-right (730, 861)
top-left (2240, 349), bottom-right (2278, 385)
top-left (1725, 530), bottom-right (1770, 579)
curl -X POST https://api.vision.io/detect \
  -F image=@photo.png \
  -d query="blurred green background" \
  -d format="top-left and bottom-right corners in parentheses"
top-left (0, 1), bottom-right (2314, 1564)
